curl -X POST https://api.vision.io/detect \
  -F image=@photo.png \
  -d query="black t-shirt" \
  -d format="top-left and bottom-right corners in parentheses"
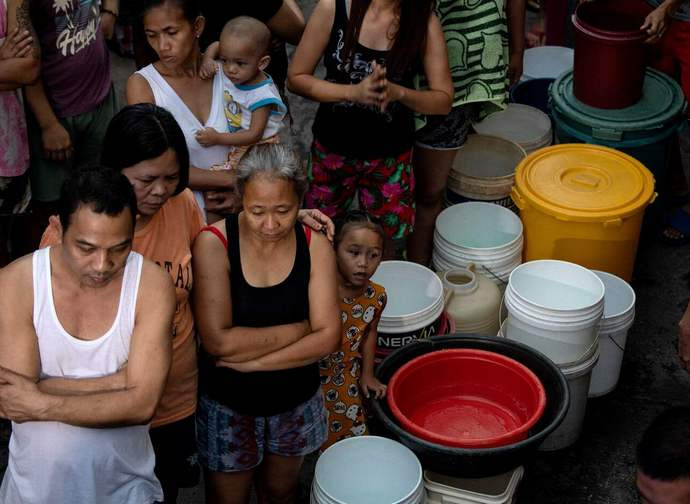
top-left (312, 0), bottom-right (417, 159)
top-left (198, 214), bottom-right (320, 416)
top-left (199, 0), bottom-right (287, 90)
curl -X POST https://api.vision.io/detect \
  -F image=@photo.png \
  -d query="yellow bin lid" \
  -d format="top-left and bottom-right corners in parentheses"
top-left (512, 144), bottom-right (656, 222)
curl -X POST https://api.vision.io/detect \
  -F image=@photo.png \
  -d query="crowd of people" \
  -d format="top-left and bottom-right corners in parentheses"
top-left (0, 0), bottom-right (689, 503)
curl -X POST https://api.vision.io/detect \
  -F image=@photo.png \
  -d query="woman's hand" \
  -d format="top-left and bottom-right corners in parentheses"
top-left (199, 56), bottom-right (217, 80)
top-left (641, 4), bottom-right (670, 42)
top-left (360, 373), bottom-right (387, 399)
top-left (204, 189), bottom-right (242, 215)
top-left (0, 27), bottom-right (33, 60)
top-left (41, 121), bottom-right (73, 161)
top-left (195, 127), bottom-right (221, 147)
top-left (297, 209), bottom-right (335, 242)
top-left (351, 61), bottom-right (386, 106)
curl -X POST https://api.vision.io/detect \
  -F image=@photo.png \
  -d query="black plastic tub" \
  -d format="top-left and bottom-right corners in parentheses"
top-left (371, 335), bottom-right (570, 477)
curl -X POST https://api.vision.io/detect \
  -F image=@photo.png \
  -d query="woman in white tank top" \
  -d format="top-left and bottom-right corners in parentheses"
top-left (126, 0), bottom-right (235, 219)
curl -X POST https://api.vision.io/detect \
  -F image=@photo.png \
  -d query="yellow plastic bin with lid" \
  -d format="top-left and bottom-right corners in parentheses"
top-left (511, 144), bottom-right (656, 281)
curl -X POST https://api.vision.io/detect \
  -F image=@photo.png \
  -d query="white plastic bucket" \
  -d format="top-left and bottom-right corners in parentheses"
top-left (472, 104), bottom-right (552, 154)
top-left (432, 202), bottom-right (524, 286)
top-left (311, 436), bottom-right (424, 504)
top-left (522, 46), bottom-right (574, 81)
top-left (371, 261), bottom-right (444, 334)
top-left (424, 467), bottom-right (524, 504)
top-left (503, 260), bottom-right (605, 365)
top-left (588, 270), bottom-right (636, 397)
top-left (539, 341), bottom-right (600, 451)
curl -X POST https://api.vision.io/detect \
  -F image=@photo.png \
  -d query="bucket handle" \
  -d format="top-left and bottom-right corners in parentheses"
top-left (480, 264), bottom-right (508, 286)
top-left (608, 333), bottom-right (625, 352)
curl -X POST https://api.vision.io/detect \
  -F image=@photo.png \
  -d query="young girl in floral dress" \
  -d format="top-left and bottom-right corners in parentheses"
top-left (320, 211), bottom-right (389, 450)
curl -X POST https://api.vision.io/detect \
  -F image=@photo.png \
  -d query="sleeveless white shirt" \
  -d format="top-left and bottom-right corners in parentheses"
top-left (137, 64), bottom-right (230, 212)
top-left (0, 248), bottom-right (163, 504)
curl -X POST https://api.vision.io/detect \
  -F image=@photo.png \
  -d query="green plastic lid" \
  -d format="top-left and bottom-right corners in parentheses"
top-left (550, 69), bottom-right (686, 142)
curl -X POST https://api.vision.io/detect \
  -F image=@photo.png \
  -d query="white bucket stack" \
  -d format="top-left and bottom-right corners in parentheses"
top-left (503, 260), bottom-right (605, 365)
top-left (472, 104), bottom-right (553, 154)
top-left (502, 260), bottom-right (605, 450)
top-left (372, 261), bottom-right (445, 337)
top-left (588, 270), bottom-right (636, 397)
top-left (433, 202), bottom-right (524, 287)
top-left (425, 467), bottom-right (524, 504)
top-left (311, 436), bottom-right (424, 504)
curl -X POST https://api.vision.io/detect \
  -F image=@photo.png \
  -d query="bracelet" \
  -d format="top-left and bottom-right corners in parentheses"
top-left (101, 8), bottom-right (118, 18)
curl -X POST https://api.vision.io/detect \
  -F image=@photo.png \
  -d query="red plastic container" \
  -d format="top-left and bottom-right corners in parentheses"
top-left (572, 0), bottom-right (651, 109)
top-left (387, 349), bottom-right (546, 449)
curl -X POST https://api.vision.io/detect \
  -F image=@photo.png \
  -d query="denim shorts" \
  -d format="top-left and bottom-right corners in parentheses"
top-left (197, 389), bottom-right (328, 472)
top-left (415, 104), bottom-right (473, 150)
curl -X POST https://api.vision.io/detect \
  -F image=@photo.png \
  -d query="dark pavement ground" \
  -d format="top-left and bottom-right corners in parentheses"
top-left (2, 2), bottom-right (689, 502)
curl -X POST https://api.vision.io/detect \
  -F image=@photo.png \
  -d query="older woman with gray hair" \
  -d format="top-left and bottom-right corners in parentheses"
top-left (192, 142), bottom-right (340, 504)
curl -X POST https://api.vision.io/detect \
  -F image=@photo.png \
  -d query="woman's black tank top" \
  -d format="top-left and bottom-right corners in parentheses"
top-left (312, 0), bottom-right (417, 159)
top-left (198, 213), bottom-right (320, 416)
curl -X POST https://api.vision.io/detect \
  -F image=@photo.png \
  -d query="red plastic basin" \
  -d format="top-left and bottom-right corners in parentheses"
top-left (387, 349), bottom-right (547, 449)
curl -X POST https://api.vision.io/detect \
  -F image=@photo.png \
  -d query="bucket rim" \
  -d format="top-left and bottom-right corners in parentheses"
top-left (372, 260), bottom-right (444, 321)
top-left (592, 270), bottom-right (636, 319)
top-left (512, 144), bottom-right (657, 222)
top-left (423, 466), bottom-right (525, 502)
top-left (436, 202), bottom-right (524, 251)
top-left (472, 104), bottom-right (552, 148)
top-left (314, 435), bottom-right (423, 504)
top-left (550, 69), bottom-right (687, 133)
top-left (386, 349), bottom-right (547, 449)
top-left (573, 3), bottom-right (647, 40)
top-left (507, 260), bottom-right (606, 311)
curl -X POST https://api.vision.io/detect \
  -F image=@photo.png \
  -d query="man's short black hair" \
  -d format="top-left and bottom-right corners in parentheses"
top-left (58, 167), bottom-right (138, 233)
top-left (637, 406), bottom-right (690, 481)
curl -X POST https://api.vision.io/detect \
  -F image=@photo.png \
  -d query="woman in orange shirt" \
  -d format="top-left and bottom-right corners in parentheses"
top-left (40, 103), bottom-right (334, 503)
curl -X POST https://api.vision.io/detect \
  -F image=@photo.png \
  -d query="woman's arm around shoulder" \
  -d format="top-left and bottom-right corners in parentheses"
top-left (126, 72), bottom-right (155, 105)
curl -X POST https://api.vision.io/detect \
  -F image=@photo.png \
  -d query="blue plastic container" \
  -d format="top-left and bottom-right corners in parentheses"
top-left (550, 68), bottom-right (686, 179)
top-left (510, 78), bottom-right (555, 116)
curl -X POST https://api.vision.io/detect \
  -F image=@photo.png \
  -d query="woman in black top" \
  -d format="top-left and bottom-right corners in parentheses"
top-left (288, 0), bottom-right (453, 252)
top-left (192, 143), bottom-right (340, 504)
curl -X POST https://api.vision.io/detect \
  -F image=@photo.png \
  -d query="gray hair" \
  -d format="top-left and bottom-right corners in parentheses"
top-left (236, 143), bottom-right (307, 200)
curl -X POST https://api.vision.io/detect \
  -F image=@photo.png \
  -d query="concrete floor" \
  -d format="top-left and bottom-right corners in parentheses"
top-left (2, 2), bottom-right (690, 503)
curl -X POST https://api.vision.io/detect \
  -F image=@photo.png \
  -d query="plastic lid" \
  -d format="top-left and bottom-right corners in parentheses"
top-left (550, 69), bottom-right (686, 134)
top-left (513, 144), bottom-right (655, 221)
top-left (473, 104), bottom-right (552, 151)
top-left (523, 46), bottom-right (573, 81)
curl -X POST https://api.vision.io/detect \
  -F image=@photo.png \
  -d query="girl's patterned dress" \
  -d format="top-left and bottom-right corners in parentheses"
top-left (319, 281), bottom-right (387, 450)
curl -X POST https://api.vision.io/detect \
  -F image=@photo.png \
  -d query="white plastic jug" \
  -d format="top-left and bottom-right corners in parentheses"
top-left (441, 267), bottom-right (502, 336)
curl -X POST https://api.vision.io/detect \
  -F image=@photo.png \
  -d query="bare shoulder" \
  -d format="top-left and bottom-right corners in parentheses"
top-left (138, 258), bottom-right (175, 306)
top-left (194, 220), bottom-right (228, 252)
top-left (0, 253), bottom-right (34, 290)
top-left (126, 73), bottom-right (155, 105)
top-left (308, 230), bottom-right (335, 263)
top-left (0, 253), bottom-right (34, 311)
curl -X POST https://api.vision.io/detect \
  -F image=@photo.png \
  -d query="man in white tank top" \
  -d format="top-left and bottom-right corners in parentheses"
top-left (0, 168), bottom-right (175, 503)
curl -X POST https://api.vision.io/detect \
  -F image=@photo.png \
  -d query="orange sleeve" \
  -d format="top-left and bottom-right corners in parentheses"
top-left (182, 189), bottom-right (205, 241)
top-left (38, 218), bottom-right (62, 248)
